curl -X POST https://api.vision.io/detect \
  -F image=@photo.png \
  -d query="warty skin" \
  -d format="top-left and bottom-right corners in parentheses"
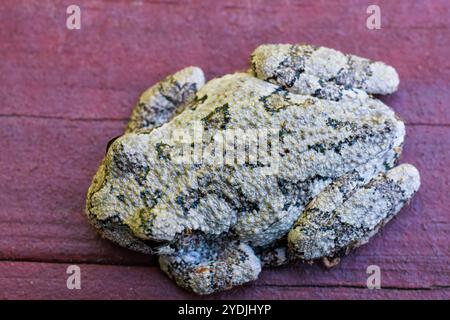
top-left (86, 44), bottom-right (420, 294)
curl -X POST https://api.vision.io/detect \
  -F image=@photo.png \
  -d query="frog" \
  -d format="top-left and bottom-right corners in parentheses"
top-left (85, 44), bottom-right (420, 295)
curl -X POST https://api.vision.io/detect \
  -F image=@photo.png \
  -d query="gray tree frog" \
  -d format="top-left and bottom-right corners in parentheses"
top-left (85, 44), bottom-right (420, 294)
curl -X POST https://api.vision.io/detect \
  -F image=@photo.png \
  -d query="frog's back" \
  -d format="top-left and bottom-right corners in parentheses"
top-left (86, 72), bottom-right (405, 248)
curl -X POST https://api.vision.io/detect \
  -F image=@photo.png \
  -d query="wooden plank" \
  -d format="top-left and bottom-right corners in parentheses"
top-left (0, 0), bottom-right (449, 124)
top-left (0, 261), bottom-right (448, 300)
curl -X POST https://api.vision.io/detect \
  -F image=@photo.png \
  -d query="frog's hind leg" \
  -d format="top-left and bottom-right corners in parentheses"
top-left (288, 164), bottom-right (420, 265)
top-left (158, 232), bottom-right (262, 295)
top-left (126, 66), bottom-right (205, 133)
top-left (250, 44), bottom-right (399, 101)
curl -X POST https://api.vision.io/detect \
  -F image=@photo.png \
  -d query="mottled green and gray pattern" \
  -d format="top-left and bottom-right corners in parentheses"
top-left (86, 44), bottom-right (420, 295)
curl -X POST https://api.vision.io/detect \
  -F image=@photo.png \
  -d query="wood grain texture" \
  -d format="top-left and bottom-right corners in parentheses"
top-left (1, 261), bottom-right (448, 300)
top-left (0, 0), bottom-right (449, 299)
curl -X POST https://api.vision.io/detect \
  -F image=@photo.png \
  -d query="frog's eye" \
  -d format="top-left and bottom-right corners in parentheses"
top-left (106, 135), bottom-right (122, 154)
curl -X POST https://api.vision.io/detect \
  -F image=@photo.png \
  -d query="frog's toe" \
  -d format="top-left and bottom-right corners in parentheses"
top-left (251, 44), bottom-right (399, 100)
top-left (126, 66), bottom-right (205, 133)
top-left (158, 232), bottom-right (261, 295)
top-left (288, 164), bottom-right (420, 263)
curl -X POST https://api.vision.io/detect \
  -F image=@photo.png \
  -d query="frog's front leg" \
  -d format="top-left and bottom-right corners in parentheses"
top-left (288, 163), bottom-right (420, 265)
top-left (126, 66), bottom-right (205, 133)
top-left (158, 232), bottom-right (262, 295)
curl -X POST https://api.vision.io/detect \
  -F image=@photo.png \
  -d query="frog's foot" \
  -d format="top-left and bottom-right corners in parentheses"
top-left (126, 66), bottom-right (205, 133)
top-left (251, 44), bottom-right (399, 101)
top-left (287, 164), bottom-right (420, 264)
top-left (158, 232), bottom-right (262, 295)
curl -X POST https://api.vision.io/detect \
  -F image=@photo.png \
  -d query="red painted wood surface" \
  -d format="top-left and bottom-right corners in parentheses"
top-left (0, 0), bottom-right (449, 299)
